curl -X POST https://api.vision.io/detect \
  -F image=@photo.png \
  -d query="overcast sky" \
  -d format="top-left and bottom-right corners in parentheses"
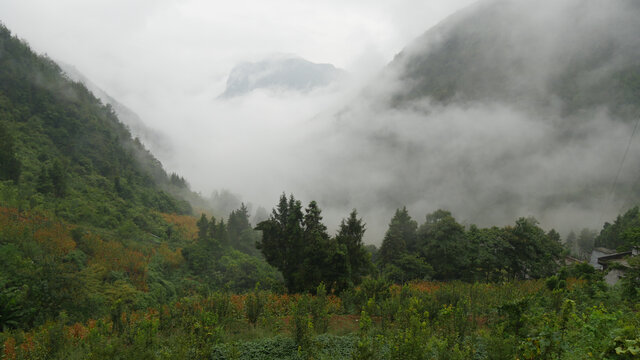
top-left (0, 0), bottom-right (474, 104)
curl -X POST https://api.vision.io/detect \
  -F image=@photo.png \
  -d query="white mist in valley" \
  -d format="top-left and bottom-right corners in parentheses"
top-left (3, 0), bottom-right (640, 243)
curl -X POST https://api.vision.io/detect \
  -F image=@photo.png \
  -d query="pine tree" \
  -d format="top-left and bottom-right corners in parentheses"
top-left (256, 194), bottom-right (305, 292)
top-left (228, 203), bottom-right (251, 242)
top-left (336, 209), bottom-right (370, 286)
top-left (197, 213), bottom-right (209, 241)
top-left (0, 122), bottom-right (21, 183)
top-left (378, 207), bottom-right (416, 267)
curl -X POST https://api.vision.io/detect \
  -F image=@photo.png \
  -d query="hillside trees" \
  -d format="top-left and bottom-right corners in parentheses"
top-left (228, 203), bottom-right (262, 257)
top-left (0, 122), bottom-right (21, 183)
top-left (596, 206), bottom-right (640, 250)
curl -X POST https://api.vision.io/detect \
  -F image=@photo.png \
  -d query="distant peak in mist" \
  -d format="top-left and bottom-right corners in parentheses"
top-left (218, 56), bottom-right (345, 98)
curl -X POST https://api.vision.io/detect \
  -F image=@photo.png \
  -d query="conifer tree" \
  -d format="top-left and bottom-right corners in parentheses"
top-left (0, 122), bottom-right (20, 183)
top-left (378, 207), bottom-right (417, 267)
top-left (336, 209), bottom-right (370, 286)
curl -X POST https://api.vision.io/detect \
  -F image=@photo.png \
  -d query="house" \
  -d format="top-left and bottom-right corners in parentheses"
top-left (596, 248), bottom-right (639, 285)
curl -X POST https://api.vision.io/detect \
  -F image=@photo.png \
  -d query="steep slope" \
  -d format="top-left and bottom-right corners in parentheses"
top-left (387, 0), bottom-right (640, 118)
top-left (305, 0), bottom-right (640, 237)
top-left (0, 24), bottom-right (280, 329)
top-left (0, 24), bottom-right (192, 226)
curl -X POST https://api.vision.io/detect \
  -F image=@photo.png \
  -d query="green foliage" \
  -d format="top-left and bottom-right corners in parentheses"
top-left (310, 283), bottom-right (330, 334)
top-left (377, 207), bottom-right (563, 283)
top-left (0, 121), bottom-right (21, 184)
top-left (336, 210), bottom-right (372, 288)
top-left (597, 206), bottom-right (640, 250)
top-left (290, 295), bottom-right (317, 357)
top-left (620, 256), bottom-right (640, 301)
top-left (418, 209), bottom-right (468, 280)
top-left (378, 207), bottom-right (416, 267)
top-left (245, 286), bottom-right (266, 328)
top-left (257, 194), bottom-right (370, 293)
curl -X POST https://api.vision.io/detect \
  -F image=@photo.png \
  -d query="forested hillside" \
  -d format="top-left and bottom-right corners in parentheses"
top-left (0, 23), bottom-right (281, 332)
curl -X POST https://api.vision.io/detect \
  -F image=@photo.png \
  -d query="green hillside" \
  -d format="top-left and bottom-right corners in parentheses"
top-left (0, 24), bottom-right (192, 226)
top-left (0, 23), bottom-right (281, 329)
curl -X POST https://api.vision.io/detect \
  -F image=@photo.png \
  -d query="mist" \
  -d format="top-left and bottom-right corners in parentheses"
top-left (3, 0), bottom-right (640, 243)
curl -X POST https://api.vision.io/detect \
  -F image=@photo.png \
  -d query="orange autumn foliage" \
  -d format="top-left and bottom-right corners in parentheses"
top-left (0, 207), bottom-right (76, 256)
top-left (2, 337), bottom-right (16, 360)
top-left (84, 232), bottom-right (151, 291)
top-left (155, 243), bottom-right (183, 268)
top-left (66, 323), bottom-right (88, 341)
top-left (160, 213), bottom-right (198, 241)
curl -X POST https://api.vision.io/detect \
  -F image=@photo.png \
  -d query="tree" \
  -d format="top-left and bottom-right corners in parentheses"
top-left (49, 159), bottom-right (67, 197)
top-left (197, 213), bottom-right (209, 241)
top-left (381, 253), bottom-right (432, 283)
top-left (378, 207), bottom-right (417, 267)
top-left (466, 225), bottom-right (510, 281)
top-left (228, 203), bottom-right (261, 256)
top-left (256, 194), bottom-right (305, 292)
top-left (257, 195), bottom-right (358, 293)
top-left (596, 207), bottom-right (640, 250)
top-left (503, 217), bottom-right (563, 279)
top-left (577, 228), bottom-right (596, 259)
top-left (336, 209), bottom-right (371, 286)
top-left (228, 203), bottom-right (251, 241)
top-left (417, 209), bottom-right (469, 280)
top-left (0, 121), bottom-right (20, 183)
top-left (300, 200), bottom-right (331, 291)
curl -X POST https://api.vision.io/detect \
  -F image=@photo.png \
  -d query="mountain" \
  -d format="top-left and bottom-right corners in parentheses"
top-left (219, 56), bottom-right (345, 98)
top-left (385, 0), bottom-right (640, 118)
top-left (309, 0), bottom-right (640, 236)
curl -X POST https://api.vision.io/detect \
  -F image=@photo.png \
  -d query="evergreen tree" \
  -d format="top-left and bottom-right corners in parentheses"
top-left (300, 201), bottom-right (333, 292)
top-left (197, 213), bottom-right (209, 241)
top-left (336, 209), bottom-right (371, 286)
top-left (256, 194), bottom-right (305, 292)
top-left (49, 159), bottom-right (67, 197)
top-left (36, 165), bottom-right (53, 195)
top-left (378, 207), bottom-right (416, 267)
top-left (418, 209), bottom-right (469, 280)
top-left (228, 203), bottom-right (251, 241)
top-left (0, 121), bottom-right (21, 183)
top-left (216, 219), bottom-right (229, 246)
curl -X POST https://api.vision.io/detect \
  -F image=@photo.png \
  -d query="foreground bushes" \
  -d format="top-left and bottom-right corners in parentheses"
top-left (1, 278), bottom-right (638, 359)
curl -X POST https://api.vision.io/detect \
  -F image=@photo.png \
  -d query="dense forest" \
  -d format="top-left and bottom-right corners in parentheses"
top-left (2, 12), bottom-right (640, 360)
